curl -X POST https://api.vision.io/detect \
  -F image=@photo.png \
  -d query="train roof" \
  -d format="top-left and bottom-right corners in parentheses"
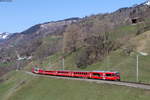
top-left (92, 71), bottom-right (120, 73)
top-left (33, 67), bottom-right (119, 73)
top-left (52, 70), bottom-right (119, 73)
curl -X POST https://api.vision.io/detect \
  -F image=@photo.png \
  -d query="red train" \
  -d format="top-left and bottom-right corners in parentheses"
top-left (32, 67), bottom-right (120, 81)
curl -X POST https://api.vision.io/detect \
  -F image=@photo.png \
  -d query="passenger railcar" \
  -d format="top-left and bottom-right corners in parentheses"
top-left (32, 67), bottom-right (120, 81)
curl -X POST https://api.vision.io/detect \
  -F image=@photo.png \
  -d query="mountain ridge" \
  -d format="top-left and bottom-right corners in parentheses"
top-left (0, 1), bottom-right (150, 75)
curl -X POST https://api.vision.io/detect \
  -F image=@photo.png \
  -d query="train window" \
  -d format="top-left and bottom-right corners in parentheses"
top-left (84, 73), bottom-right (87, 75)
top-left (93, 73), bottom-right (101, 77)
top-left (106, 74), bottom-right (112, 76)
top-left (58, 71), bottom-right (68, 73)
top-left (35, 68), bottom-right (38, 71)
top-left (74, 72), bottom-right (87, 75)
top-left (116, 73), bottom-right (120, 76)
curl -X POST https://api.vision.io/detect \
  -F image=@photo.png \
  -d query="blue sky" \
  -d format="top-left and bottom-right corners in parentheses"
top-left (0, 0), bottom-right (146, 33)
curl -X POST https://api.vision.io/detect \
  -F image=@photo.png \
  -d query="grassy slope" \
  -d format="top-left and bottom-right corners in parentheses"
top-left (1, 25), bottom-right (150, 100)
top-left (26, 30), bottom-right (150, 83)
top-left (64, 30), bottom-right (150, 83)
top-left (0, 71), bottom-right (34, 100)
top-left (41, 49), bottom-right (150, 83)
top-left (86, 50), bottom-right (150, 83)
top-left (0, 71), bottom-right (150, 100)
top-left (0, 62), bottom-right (14, 68)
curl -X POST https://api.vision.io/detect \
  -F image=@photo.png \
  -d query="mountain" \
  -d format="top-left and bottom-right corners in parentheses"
top-left (62, 2), bottom-right (150, 67)
top-left (0, 17), bottom-right (84, 75)
top-left (1, 1), bottom-right (150, 75)
top-left (0, 18), bottom-right (80, 75)
top-left (1, 1), bottom-right (150, 100)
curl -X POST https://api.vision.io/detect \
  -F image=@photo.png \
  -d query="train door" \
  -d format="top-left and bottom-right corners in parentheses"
top-left (102, 73), bottom-right (106, 80)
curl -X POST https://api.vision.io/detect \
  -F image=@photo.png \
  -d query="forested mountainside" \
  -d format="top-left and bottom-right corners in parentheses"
top-left (0, 18), bottom-right (79, 75)
top-left (1, 2), bottom-right (150, 75)
top-left (63, 3), bottom-right (150, 67)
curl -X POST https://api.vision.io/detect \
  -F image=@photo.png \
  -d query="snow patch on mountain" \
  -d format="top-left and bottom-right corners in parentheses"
top-left (144, 0), bottom-right (150, 5)
top-left (0, 32), bottom-right (10, 39)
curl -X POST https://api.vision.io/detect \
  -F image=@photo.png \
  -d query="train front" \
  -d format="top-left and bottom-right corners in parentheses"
top-left (115, 72), bottom-right (120, 81)
top-left (32, 67), bottom-right (40, 74)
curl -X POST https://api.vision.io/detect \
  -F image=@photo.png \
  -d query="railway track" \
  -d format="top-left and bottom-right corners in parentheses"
top-left (25, 71), bottom-right (150, 90)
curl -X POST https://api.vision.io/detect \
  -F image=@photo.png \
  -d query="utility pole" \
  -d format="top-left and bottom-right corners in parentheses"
top-left (62, 43), bottom-right (65, 70)
top-left (107, 53), bottom-right (110, 68)
top-left (62, 57), bottom-right (65, 70)
top-left (106, 46), bottom-right (110, 68)
top-left (105, 32), bottom-right (110, 68)
top-left (136, 52), bottom-right (148, 82)
top-left (136, 55), bottom-right (139, 82)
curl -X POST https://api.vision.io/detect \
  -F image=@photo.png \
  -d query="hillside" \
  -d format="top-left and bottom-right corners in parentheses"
top-left (1, 1), bottom-right (150, 100)
top-left (1, 0), bottom-right (150, 77)
top-left (0, 29), bottom-right (148, 100)
top-left (22, 29), bottom-right (150, 83)
top-left (0, 18), bottom-right (79, 76)
top-left (0, 71), bottom-right (150, 100)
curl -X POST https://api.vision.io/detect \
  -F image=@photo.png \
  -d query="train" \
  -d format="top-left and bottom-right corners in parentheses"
top-left (32, 67), bottom-right (120, 81)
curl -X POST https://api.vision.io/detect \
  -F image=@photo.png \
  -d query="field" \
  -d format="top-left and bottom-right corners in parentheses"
top-left (0, 71), bottom-right (150, 100)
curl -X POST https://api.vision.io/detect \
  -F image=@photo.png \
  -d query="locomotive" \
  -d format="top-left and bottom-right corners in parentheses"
top-left (32, 67), bottom-right (120, 81)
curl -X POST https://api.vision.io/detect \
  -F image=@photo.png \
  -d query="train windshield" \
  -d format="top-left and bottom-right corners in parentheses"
top-left (105, 72), bottom-right (120, 77)
top-left (116, 72), bottom-right (120, 76)
top-left (34, 67), bottom-right (39, 72)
